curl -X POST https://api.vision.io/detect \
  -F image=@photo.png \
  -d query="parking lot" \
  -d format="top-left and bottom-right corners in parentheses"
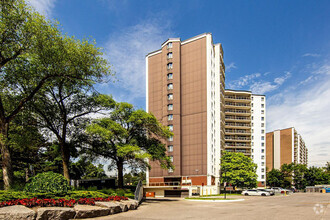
top-left (90, 193), bottom-right (329, 220)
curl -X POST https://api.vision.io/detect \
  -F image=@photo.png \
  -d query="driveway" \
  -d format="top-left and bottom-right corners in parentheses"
top-left (88, 193), bottom-right (330, 220)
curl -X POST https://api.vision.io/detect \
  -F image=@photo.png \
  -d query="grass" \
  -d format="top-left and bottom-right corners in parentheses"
top-left (199, 193), bottom-right (241, 197)
top-left (185, 197), bottom-right (237, 200)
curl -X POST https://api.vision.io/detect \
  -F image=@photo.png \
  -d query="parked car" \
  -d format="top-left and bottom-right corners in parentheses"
top-left (271, 187), bottom-right (290, 194)
top-left (241, 189), bottom-right (270, 196)
top-left (258, 189), bottom-right (275, 196)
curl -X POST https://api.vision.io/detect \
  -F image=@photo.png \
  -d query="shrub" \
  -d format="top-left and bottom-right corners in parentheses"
top-left (24, 172), bottom-right (71, 195)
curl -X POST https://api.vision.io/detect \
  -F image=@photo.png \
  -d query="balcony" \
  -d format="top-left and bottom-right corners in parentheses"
top-left (224, 96), bottom-right (251, 103)
top-left (225, 110), bottom-right (250, 116)
top-left (225, 123), bottom-right (251, 129)
top-left (225, 129), bottom-right (251, 135)
top-left (225, 103), bottom-right (251, 109)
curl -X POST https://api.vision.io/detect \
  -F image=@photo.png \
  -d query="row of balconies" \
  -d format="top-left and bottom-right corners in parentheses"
top-left (225, 129), bottom-right (251, 135)
top-left (225, 122), bottom-right (251, 128)
top-left (225, 109), bottom-right (250, 115)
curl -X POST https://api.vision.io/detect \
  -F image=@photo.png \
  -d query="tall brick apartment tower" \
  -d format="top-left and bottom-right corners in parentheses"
top-left (146, 33), bottom-right (225, 193)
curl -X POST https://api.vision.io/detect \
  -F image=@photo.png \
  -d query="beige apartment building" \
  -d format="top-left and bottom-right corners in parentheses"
top-left (224, 90), bottom-right (267, 186)
top-left (266, 127), bottom-right (308, 170)
top-left (145, 33), bottom-right (225, 196)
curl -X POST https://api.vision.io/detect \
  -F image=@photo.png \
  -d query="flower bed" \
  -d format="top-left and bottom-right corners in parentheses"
top-left (0, 196), bottom-right (128, 208)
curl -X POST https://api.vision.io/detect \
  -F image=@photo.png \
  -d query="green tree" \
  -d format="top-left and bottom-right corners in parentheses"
top-left (32, 80), bottom-right (114, 180)
top-left (85, 102), bottom-right (173, 188)
top-left (292, 163), bottom-right (308, 190)
top-left (266, 169), bottom-right (284, 187)
top-left (220, 152), bottom-right (258, 189)
top-left (70, 157), bottom-right (107, 180)
top-left (305, 166), bottom-right (330, 186)
top-left (0, 0), bottom-right (112, 188)
top-left (280, 163), bottom-right (294, 188)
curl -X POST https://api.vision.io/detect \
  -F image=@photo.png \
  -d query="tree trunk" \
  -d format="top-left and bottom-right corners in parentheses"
top-left (117, 159), bottom-right (124, 188)
top-left (60, 141), bottom-right (70, 180)
top-left (0, 122), bottom-right (13, 190)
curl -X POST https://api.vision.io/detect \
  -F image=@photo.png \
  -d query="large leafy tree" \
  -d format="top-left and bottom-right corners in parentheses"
top-left (85, 102), bottom-right (173, 188)
top-left (305, 166), bottom-right (329, 187)
top-left (220, 152), bottom-right (258, 189)
top-left (0, 0), bottom-right (113, 188)
top-left (32, 80), bottom-right (114, 180)
top-left (0, 0), bottom-right (55, 189)
top-left (266, 168), bottom-right (284, 187)
top-left (70, 157), bottom-right (107, 180)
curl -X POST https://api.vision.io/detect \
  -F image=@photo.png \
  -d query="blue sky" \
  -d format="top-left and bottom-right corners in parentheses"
top-left (27, 0), bottom-right (330, 167)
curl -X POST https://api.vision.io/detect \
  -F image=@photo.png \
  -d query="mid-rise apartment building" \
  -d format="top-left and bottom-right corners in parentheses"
top-left (145, 33), bottom-right (225, 195)
top-left (224, 90), bottom-right (266, 186)
top-left (266, 127), bottom-right (308, 170)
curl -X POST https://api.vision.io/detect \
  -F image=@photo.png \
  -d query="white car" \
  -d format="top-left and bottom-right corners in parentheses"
top-left (242, 189), bottom-right (270, 196)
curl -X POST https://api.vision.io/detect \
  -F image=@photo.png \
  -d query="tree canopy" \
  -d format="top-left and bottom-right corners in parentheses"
top-left (85, 101), bottom-right (173, 188)
top-left (0, 0), bottom-right (113, 188)
top-left (220, 152), bottom-right (258, 189)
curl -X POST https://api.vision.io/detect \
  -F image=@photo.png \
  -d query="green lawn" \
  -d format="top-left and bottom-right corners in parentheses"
top-left (199, 193), bottom-right (241, 197)
top-left (185, 197), bottom-right (237, 200)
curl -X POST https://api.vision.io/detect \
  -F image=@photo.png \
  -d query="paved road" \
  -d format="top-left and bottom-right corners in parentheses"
top-left (89, 193), bottom-right (330, 220)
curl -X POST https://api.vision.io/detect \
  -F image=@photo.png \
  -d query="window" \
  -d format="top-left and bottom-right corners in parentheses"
top-left (251, 103), bottom-right (254, 107)
top-left (251, 97), bottom-right (254, 101)
top-left (167, 42), bottom-right (172, 49)
top-left (261, 123), bottom-right (264, 127)
top-left (261, 136), bottom-right (265, 140)
top-left (261, 117), bottom-right (264, 121)
top-left (261, 110), bottom-right (264, 114)
top-left (251, 109), bottom-right (254, 113)
top-left (251, 155), bottom-right (254, 159)
top-left (168, 145), bottom-right (173, 152)
top-left (167, 73), bottom-right (173, 80)
top-left (167, 94), bottom-right (173, 100)
top-left (261, 162), bottom-right (265, 166)
top-left (261, 129), bottom-right (265, 134)
top-left (168, 104), bottom-right (173, 110)
top-left (170, 156), bottom-right (174, 162)
top-left (261, 97), bottom-right (264, 101)
top-left (167, 83), bottom-right (173, 90)
top-left (251, 142), bottom-right (254, 146)
top-left (261, 155), bottom-right (264, 159)
top-left (167, 63), bottom-right (173, 69)
top-left (261, 168), bottom-right (265, 172)
top-left (252, 149), bottom-right (254, 153)
top-left (261, 142), bottom-right (265, 147)
top-left (251, 123), bottom-right (254, 126)
top-left (261, 104), bottom-right (264, 108)
top-left (168, 136), bottom-right (173, 141)
top-left (252, 116), bottom-right (254, 120)
top-left (261, 149), bottom-right (264, 153)
top-left (167, 52), bottom-right (173, 59)
top-left (251, 136), bottom-right (254, 140)
top-left (168, 114), bottom-right (173, 121)
top-left (261, 175), bottom-right (265, 179)
top-left (168, 125), bottom-right (173, 131)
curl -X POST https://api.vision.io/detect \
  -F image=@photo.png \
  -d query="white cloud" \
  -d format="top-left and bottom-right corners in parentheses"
top-left (102, 19), bottom-right (173, 100)
top-left (250, 72), bottom-right (291, 94)
top-left (302, 53), bottom-right (321, 57)
top-left (226, 62), bottom-right (237, 72)
top-left (227, 73), bottom-right (261, 89)
top-left (267, 64), bottom-right (330, 167)
top-left (26, 0), bottom-right (56, 18)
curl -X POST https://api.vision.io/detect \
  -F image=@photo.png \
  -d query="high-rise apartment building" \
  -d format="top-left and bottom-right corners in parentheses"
top-left (266, 127), bottom-right (308, 170)
top-left (145, 33), bottom-right (225, 194)
top-left (224, 90), bottom-right (266, 186)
